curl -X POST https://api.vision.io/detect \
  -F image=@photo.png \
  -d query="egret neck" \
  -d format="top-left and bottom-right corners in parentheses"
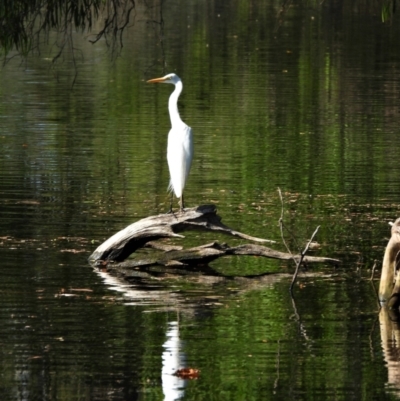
top-left (168, 80), bottom-right (184, 128)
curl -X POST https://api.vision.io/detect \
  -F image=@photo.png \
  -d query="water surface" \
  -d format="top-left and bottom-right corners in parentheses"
top-left (1, 1), bottom-right (400, 400)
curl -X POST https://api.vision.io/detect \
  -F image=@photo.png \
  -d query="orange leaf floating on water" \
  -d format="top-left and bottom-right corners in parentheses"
top-left (174, 368), bottom-right (200, 379)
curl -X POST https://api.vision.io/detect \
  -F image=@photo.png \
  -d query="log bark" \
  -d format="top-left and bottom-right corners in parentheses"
top-left (388, 271), bottom-right (400, 309)
top-left (88, 204), bottom-right (341, 273)
top-left (379, 218), bottom-right (400, 303)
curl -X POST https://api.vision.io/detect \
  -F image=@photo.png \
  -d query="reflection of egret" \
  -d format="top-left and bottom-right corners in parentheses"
top-left (162, 321), bottom-right (186, 401)
top-left (147, 74), bottom-right (194, 212)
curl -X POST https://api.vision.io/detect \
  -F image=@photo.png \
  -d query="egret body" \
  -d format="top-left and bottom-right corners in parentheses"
top-left (147, 73), bottom-right (193, 212)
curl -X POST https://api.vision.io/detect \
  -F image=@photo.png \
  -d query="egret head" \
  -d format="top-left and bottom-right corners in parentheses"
top-left (147, 73), bottom-right (181, 85)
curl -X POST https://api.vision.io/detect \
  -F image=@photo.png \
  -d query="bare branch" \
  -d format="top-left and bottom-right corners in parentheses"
top-left (290, 226), bottom-right (320, 293)
top-left (278, 187), bottom-right (294, 260)
top-left (277, 188), bottom-right (323, 292)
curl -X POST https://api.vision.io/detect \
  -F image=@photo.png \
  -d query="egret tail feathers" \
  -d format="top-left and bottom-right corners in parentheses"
top-left (168, 180), bottom-right (182, 198)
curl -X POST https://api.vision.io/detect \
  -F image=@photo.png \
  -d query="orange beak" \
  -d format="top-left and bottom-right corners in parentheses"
top-left (147, 77), bottom-right (168, 84)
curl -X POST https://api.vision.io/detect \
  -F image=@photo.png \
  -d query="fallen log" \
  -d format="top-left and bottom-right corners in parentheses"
top-left (88, 204), bottom-right (341, 273)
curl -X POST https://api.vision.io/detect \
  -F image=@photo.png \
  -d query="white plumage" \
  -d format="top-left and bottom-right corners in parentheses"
top-left (147, 73), bottom-right (193, 212)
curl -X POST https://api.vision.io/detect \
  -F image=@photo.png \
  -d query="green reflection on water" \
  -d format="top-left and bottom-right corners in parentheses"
top-left (1, 0), bottom-right (400, 400)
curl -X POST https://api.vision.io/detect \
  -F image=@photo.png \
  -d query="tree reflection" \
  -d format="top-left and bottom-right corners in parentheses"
top-left (0, 0), bottom-right (136, 58)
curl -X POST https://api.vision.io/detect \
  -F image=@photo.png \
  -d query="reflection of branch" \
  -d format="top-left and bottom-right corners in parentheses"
top-left (89, 0), bottom-right (136, 58)
top-left (273, 340), bottom-right (280, 392)
top-left (69, 26), bottom-right (79, 87)
top-left (159, 0), bottom-right (166, 73)
top-left (2, 0), bottom-right (137, 65)
top-left (50, 23), bottom-right (83, 86)
top-left (368, 313), bottom-right (380, 360)
top-left (274, 0), bottom-right (294, 34)
top-left (145, 0), bottom-right (166, 73)
top-left (290, 293), bottom-right (313, 352)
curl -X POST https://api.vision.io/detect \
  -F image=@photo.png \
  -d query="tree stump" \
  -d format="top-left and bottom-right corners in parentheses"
top-left (379, 218), bottom-right (400, 305)
top-left (88, 205), bottom-right (340, 277)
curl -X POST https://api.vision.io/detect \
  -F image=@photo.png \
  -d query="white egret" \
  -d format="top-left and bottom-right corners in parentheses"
top-left (147, 73), bottom-right (193, 212)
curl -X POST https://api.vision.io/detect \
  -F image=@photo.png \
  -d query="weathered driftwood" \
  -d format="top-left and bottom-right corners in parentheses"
top-left (89, 205), bottom-right (273, 262)
top-left (379, 218), bottom-right (400, 305)
top-left (88, 204), bottom-right (340, 272)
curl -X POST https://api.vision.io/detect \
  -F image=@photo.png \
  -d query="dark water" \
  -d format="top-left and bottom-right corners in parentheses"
top-left (1, 1), bottom-right (400, 400)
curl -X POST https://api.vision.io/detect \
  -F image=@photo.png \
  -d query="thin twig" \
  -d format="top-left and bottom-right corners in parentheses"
top-left (368, 260), bottom-right (381, 311)
top-left (369, 273), bottom-right (382, 311)
top-left (278, 188), bottom-right (294, 259)
top-left (278, 188), bottom-right (321, 292)
top-left (277, 188), bottom-right (301, 252)
top-left (370, 260), bottom-right (377, 281)
top-left (290, 226), bottom-right (320, 293)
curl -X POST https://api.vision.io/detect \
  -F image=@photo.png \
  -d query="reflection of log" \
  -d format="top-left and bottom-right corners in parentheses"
top-left (96, 268), bottom-right (340, 311)
top-left (88, 204), bottom-right (341, 272)
top-left (379, 306), bottom-right (400, 395)
top-left (379, 218), bottom-right (400, 303)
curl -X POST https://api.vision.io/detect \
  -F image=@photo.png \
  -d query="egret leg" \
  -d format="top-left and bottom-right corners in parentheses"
top-left (179, 194), bottom-right (185, 212)
top-left (166, 193), bottom-right (174, 214)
